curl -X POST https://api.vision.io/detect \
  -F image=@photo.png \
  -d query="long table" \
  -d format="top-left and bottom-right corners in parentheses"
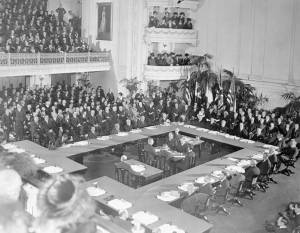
top-left (11, 123), bottom-right (274, 233)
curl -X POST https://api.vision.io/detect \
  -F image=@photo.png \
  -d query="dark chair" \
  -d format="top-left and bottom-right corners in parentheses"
top-left (156, 154), bottom-right (171, 177)
top-left (115, 163), bottom-right (146, 189)
top-left (181, 193), bottom-right (211, 222)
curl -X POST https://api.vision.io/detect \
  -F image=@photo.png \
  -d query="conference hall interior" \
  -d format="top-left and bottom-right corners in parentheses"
top-left (0, 0), bottom-right (300, 233)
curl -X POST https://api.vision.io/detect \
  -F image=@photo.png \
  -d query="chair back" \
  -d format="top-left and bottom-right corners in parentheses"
top-left (181, 193), bottom-right (210, 215)
top-left (115, 163), bottom-right (130, 185)
top-left (115, 162), bottom-right (145, 188)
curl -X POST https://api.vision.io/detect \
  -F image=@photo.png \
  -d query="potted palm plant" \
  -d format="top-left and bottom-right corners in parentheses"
top-left (120, 77), bottom-right (142, 97)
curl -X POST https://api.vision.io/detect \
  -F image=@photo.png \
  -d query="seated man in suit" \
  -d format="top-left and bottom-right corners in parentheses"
top-left (252, 127), bottom-right (265, 142)
top-left (144, 137), bottom-right (156, 165)
top-left (166, 132), bottom-right (176, 150)
top-left (111, 123), bottom-right (121, 135)
top-left (123, 119), bottom-right (133, 132)
top-left (88, 126), bottom-right (97, 139)
top-left (219, 119), bottom-right (229, 134)
top-left (234, 122), bottom-right (248, 139)
top-left (244, 160), bottom-right (261, 194)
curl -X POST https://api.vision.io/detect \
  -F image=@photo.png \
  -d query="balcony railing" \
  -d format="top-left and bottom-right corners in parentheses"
top-left (0, 52), bottom-right (111, 67)
top-left (144, 65), bottom-right (193, 80)
top-left (144, 27), bottom-right (198, 45)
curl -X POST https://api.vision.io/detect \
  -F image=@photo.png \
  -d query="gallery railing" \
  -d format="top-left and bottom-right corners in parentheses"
top-left (0, 52), bottom-right (111, 67)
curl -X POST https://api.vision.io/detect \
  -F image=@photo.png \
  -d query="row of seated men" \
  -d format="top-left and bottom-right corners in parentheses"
top-left (180, 138), bottom-right (299, 222)
top-left (147, 52), bottom-right (191, 66)
top-left (148, 10), bottom-right (193, 29)
top-left (1, 82), bottom-right (300, 152)
top-left (0, 0), bottom-right (87, 53)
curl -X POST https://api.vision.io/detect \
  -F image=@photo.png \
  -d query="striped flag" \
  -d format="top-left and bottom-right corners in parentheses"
top-left (183, 69), bottom-right (191, 104)
top-left (228, 74), bottom-right (236, 112)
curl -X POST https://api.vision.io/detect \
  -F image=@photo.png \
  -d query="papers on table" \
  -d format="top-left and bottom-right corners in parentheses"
top-left (172, 155), bottom-right (186, 159)
top-left (240, 139), bottom-right (255, 144)
top-left (225, 165), bottom-right (245, 174)
top-left (96, 225), bottom-right (111, 233)
top-left (86, 187), bottom-right (106, 197)
top-left (132, 211), bottom-right (159, 226)
top-left (145, 126), bottom-right (156, 130)
top-left (251, 153), bottom-right (264, 160)
top-left (156, 224), bottom-right (185, 233)
top-left (157, 191), bottom-right (180, 202)
top-left (43, 166), bottom-right (63, 174)
top-left (73, 141), bottom-right (89, 146)
top-left (195, 176), bottom-right (218, 184)
top-left (178, 182), bottom-right (198, 195)
top-left (227, 157), bottom-right (239, 162)
top-left (237, 159), bottom-right (252, 168)
top-left (32, 157), bottom-right (46, 165)
top-left (208, 130), bottom-right (218, 135)
top-left (131, 129), bottom-right (142, 133)
top-left (107, 199), bottom-right (132, 211)
top-left (211, 170), bottom-right (225, 179)
top-left (130, 165), bottom-right (146, 173)
top-left (117, 132), bottom-right (128, 137)
top-left (7, 147), bottom-right (26, 153)
top-left (2, 143), bottom-right (16, 150)
top-left (263, 144), bottom-right (279, 150)
top-left (183, 125), bottom-right (196, 129)
top-left (97, 136), bottom-right (110, 141)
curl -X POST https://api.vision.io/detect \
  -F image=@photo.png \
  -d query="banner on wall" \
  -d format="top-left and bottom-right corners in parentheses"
top-left (97, 2), bottom-right (112, 41)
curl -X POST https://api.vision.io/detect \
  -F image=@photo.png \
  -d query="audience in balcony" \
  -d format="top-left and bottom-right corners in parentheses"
top-left (147, 52), bottom-right (191, 66)
top-left (148, 11), bottom-right (193, 30)
top-left (0, 0), bottom-right (89, 53)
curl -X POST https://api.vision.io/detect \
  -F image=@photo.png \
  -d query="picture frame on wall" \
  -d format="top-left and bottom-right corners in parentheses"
top-left (97, 2), bottom-right (112, 41)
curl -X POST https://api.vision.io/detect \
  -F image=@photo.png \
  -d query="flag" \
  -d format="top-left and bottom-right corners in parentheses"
top-left (205, 84), bottom-right (213, 105)
top-left (183, 69), bottom-right (191, 104)
top-left (228, 74), bottom-right (236, 112)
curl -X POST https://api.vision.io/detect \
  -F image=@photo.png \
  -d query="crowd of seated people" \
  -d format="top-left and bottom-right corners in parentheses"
top-left (0, 81), bottom-right (299, 154)
top-left (0, 0), bottom-right (88, 53)
top-left (147, 52), bottom-right (191, 66)
top-left (148, 10), bottom-right (193, 29)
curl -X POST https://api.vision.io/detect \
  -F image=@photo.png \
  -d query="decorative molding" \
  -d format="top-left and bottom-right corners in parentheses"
top-left (146, 0), bottom-right (203, 11)
top-left (144, 65), bottom-right (191, 80)
top-left (0, 63), bottom-right (111, 77)
top-left (144, 28), bottom-right (198, 45)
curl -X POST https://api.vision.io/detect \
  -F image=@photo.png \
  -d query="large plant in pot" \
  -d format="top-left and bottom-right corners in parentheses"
top-left (120, 77), bottom-right (142, 97)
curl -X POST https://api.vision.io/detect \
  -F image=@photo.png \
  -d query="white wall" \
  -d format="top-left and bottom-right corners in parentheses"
top-left (81, 0), bottom-right (146, 95)
top-left (192, 0), bottom-right (300, 109)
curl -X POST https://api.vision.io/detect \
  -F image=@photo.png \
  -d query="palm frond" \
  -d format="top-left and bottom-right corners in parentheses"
top-left (282, 92), bottom-right (296, 101)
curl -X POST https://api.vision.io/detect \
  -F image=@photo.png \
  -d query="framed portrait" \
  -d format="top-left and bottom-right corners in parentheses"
top-left (97, 2), bottom-right (112, 41)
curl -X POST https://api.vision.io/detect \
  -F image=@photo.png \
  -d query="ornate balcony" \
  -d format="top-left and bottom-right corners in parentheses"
top-left (0, 52), bottom-right (111, 77)
top-left (144, 65), bottom-right (192, 81)
top-left (144, 28), bottom-right (198, 45)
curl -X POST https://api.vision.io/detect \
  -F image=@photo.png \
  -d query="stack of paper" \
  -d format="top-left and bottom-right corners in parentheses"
top-left (43, 166), bottom-right (63, 174)
top-left (107, 199), bottom-right (132, 211)
top-left (225, 165), bottom-right (245, 174)
top-left (86, 187), bottom-right (106, 197)
top-left (157, 224), bottom-right (185, 233)
top-left (131, 211), bottom-right (159, 226)
top-left (130, 165), bottom-right (146, 173)
top-left (157, 191), bottom-right (180, 202)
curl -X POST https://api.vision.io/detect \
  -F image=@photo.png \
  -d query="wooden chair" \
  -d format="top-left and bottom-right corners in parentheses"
top-left (115, 162), bottom-right (145, 188)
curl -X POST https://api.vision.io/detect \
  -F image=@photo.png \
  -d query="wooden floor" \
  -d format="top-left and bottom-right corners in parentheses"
top-left (209, 160), bottom-right (300, 233)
